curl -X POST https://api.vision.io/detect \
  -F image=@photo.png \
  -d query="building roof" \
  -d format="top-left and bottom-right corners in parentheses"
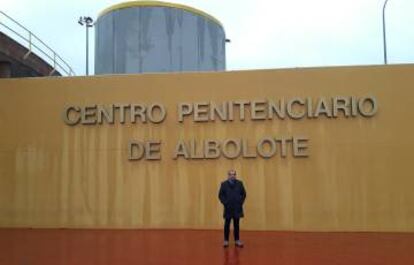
top-left (98, 1), bottom-right (223, 27)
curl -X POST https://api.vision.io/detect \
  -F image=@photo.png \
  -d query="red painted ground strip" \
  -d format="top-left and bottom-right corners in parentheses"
top-left (0, 229), bottom-right (413, 265)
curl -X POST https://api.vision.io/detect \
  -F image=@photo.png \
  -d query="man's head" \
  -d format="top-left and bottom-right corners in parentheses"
top-left (227, 170), bottom-right (237, 181)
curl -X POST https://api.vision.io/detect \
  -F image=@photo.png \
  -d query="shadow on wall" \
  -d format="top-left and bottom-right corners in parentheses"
top-left (0, 61), bottom-right (11, 78)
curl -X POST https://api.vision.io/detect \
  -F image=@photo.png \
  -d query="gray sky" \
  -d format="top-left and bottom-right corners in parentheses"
top-left (2, 0), bottom-right (414, 75)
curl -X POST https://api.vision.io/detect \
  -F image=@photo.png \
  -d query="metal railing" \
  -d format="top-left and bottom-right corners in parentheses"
top-left (0, 10), bottom-right (75, 76)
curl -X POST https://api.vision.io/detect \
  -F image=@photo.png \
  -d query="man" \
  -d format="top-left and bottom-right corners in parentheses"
top-left (218, 169), bottom-right (247, 248)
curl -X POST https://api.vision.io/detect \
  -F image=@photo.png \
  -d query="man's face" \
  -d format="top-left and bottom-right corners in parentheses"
top-left (228, 170), bottom-right (236, 180)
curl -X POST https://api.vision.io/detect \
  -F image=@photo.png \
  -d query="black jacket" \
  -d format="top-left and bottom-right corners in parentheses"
top-left (218, 179), bottom-right (246, 219)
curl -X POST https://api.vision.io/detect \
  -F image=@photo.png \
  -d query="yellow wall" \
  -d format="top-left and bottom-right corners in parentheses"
top-left (0, 65), bottom-right (414, 231)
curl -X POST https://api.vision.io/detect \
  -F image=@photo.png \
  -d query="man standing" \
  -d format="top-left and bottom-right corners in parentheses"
top-left (218, 170), bottom-right (247, 248)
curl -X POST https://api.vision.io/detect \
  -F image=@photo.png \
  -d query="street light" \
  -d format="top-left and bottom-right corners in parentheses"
top-left (78, 16), bottom-right (94, 75)
top-left (382, 0), bottom-right (389, 64)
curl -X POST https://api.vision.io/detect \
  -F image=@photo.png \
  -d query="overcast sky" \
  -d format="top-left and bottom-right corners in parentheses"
top-left (2, 0), bottom-right (414, 75)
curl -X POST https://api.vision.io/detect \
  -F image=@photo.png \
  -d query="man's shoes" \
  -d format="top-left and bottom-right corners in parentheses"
top-left (235, 240), bottom-right (244, 248)
top-left (223, 240), bottom-right (229, 248)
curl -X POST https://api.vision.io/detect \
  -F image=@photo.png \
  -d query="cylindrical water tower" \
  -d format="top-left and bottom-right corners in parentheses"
top-left (95, 1), bottom-right (226, 74)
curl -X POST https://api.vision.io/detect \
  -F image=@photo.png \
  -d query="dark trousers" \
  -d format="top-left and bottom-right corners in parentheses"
top-left (224, 217), bottom-right (240, 241)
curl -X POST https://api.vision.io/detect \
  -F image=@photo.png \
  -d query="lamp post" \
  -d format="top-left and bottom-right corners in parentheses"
top-left (382, 0), bottom-right (389, 64)
top-left (78, 16), bottom-right (94, 75)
